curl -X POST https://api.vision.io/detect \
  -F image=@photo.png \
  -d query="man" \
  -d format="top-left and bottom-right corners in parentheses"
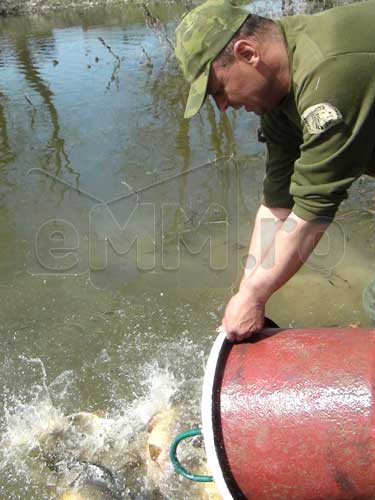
top-left (174, 0), bottom-right (375, 341)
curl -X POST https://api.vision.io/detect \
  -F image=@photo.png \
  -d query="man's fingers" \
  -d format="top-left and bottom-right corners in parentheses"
top-left (216, 324), bottom-right (236, 342)
top-left (217, 326), bottom-right (250, 342)
top-left (227, 332), bottom-right (237, 342)
top-left (230, 331), bottom-right (251, 342)
top-left (218, 324), bottom-right (264, 342)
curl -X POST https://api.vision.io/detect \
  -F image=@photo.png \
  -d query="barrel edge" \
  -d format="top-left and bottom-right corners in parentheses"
top-left (201, 332), bottom-right (234, 500)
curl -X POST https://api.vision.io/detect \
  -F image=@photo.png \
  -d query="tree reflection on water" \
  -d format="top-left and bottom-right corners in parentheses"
top-left (14, 34), bottom-right (79, 186)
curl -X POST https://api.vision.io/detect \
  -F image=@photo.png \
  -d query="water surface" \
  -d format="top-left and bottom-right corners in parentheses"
top-left (0, 2), bottom-right (374, 499)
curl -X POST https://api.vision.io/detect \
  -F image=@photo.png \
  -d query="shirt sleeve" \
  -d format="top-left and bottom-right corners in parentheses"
top-left (291, 54), bottom-right (374, 221)
top-left (261, 108), bottom-right (301, 210)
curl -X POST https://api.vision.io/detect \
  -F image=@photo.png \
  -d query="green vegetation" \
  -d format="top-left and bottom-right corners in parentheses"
top-left (0, 0), bottom-right (126, 16)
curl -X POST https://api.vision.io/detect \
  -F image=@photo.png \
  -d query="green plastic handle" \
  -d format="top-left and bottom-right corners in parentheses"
top-left (170, 428), bottom-right (214, 482)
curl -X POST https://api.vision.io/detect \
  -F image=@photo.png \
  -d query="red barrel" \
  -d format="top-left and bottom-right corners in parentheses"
top-left (201, 328), bottom-right (375, 500)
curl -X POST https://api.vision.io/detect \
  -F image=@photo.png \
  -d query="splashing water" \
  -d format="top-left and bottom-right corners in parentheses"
top-left (0, 357), bottom-right (184, 499)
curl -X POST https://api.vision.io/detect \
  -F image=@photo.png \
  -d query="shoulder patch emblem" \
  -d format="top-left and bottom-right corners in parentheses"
top-left (301, 103), bottom-right (342, 134)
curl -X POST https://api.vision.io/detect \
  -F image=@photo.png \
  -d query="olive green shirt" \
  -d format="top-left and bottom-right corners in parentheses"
top-left (262, 0), bottom-right (375, 221)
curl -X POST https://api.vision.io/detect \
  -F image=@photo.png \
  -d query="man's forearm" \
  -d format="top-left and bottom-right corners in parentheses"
top-left (243, 204), bottom-right (292, 280)
top-left (240, 210), bottom-right (329, 302)
top-left (221, 205), bottom-right (330, 340)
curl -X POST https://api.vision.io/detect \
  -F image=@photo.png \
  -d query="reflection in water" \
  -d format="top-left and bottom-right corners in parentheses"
top-left (174, 90), bottom-right (191, 242)
top-left (0, 94), bottom-right (16, 209)
top-left (14, 35), bottom-right (79, 186)
top-left (206, 98), bottom-right (223, 158)
top-left (0, 93), bottom-right (15, 168)
top-left (205, 98), bottom-right (239, 158)
top-left (218, 111), bottom-right (237, 158)
top-left (139, 38), bottom-right (240, 274)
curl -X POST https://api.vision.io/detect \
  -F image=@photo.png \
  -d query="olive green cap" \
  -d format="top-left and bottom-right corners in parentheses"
top-left (175, 0), bottom-right (250, 118)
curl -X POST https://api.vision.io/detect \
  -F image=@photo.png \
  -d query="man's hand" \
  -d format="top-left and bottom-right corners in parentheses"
top-left (221, 289), bottom-right (265, 342)
top-left (217, 206), bottom-right (330, 343)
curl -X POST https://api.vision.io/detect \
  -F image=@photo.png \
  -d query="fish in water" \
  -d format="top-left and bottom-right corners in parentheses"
top-left (4, 407), bottom-right (220, 499)
top-left (146, 407), bottom-right (176, 486)
top-left (19, 411), bottom-right (133, 500)
top-left (58, 460), bottom-right (122, 500)
top-left (145, 408), bottom-right (221, 500)
top-left (58, 408), bottom-right (222, 500)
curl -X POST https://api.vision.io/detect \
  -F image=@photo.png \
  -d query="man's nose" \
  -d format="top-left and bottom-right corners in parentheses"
top-left (212, 95), bottom-right (228, 112)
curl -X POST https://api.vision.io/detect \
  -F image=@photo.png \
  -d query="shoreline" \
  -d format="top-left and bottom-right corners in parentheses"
top-left (0, 0), bottom-right (354, 19)
top-left (0, 0), bottom-right (140, 16)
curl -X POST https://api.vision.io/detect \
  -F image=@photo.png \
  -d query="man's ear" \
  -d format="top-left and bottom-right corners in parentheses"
top-left (233, 39), bottom-right (260, 66)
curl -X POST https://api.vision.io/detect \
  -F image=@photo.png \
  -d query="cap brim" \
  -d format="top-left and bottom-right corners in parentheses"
top-left (184, 63), bottom-right (211, 119)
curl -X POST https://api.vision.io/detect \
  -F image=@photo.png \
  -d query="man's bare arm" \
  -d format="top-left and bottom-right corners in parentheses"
top-left (221, 205), bottom-right (329, 341)
top-left (244, 204), bottom-right (292, 280)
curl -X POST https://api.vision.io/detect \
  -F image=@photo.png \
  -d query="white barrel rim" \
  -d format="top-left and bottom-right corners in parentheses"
top-left (201, 332), bottom-right (234, 500)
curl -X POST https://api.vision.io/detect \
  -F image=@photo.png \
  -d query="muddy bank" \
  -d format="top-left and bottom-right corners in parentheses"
top-left (0, 0), bottom-right (133, 16)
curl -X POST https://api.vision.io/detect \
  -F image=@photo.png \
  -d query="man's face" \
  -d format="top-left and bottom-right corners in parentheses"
top-left (207, 40), bottom-right (286, 115)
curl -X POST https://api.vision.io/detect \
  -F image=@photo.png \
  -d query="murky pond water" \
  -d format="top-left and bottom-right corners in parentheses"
top-left (0, 2), bottom-right (375, 499)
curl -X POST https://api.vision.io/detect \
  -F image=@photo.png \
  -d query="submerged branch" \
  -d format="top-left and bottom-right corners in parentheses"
top-left (24, 93), bottom-right (36, 111)
top-left (141, 4), bottom-right (174, 52)
top-left (141, 45), bottom-right (153, 68)
top-left (98, 36), bottom-right (122, 90)
top-left (98, 36), bottom-right (121, 63)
